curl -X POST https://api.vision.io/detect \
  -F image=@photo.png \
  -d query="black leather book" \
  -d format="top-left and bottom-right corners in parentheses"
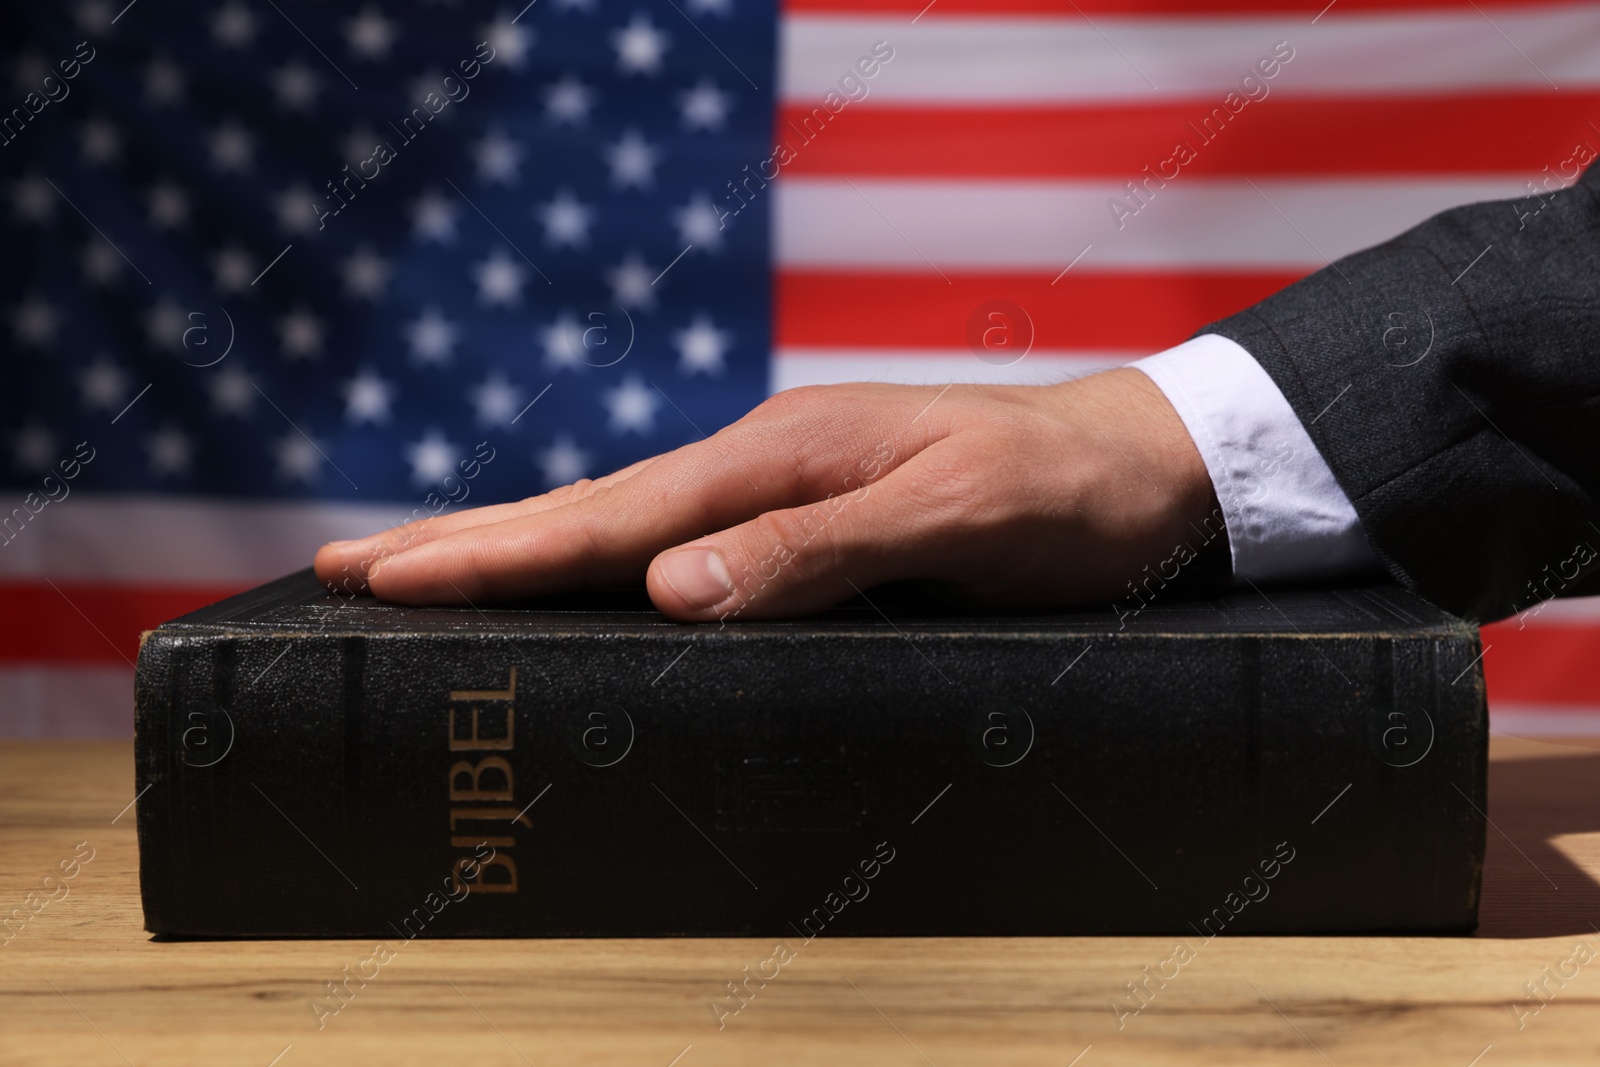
top-left (134, 569), bottom-right (1487, 938)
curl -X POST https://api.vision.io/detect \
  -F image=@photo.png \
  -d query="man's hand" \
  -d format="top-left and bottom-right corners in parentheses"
top-left (312, 369), bottom-right (1223, 620)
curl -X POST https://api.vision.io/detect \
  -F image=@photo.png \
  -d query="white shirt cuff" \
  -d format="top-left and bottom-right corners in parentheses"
top-left (1130, 334), bottom-right (1382, 584)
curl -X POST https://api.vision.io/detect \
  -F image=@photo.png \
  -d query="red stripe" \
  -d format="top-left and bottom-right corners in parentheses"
top-left (0, 583), bottom-right (244, 666)
top-left (776, 269), bottom-right (1300, 349)
top-left (1481, 619), bottom-right (1600, 706)
top-left (777, 92), bottom-right (1600, 179)
top-left (785, 0), bottom-right (1580, 15)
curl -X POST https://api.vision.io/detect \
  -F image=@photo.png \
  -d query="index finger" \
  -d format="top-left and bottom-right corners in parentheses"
top-left (312, 451), bottom-right (667, 592)
top-left (361, 386), bottom-right (936, 604)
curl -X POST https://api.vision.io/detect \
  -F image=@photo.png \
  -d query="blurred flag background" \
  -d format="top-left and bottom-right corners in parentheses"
top-left (2, 0), bottom-right (1596, 736)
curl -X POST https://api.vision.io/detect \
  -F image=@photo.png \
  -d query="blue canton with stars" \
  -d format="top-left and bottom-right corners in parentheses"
top-left (2, 0), bottom-right (776, 502)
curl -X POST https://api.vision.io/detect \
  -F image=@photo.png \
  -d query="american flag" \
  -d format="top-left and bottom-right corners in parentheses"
top-left (2, 0), bottom-right (1596, 736)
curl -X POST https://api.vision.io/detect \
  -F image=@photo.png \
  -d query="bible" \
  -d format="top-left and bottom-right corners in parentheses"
top-left (134, 569), bottom-right (1486, 937)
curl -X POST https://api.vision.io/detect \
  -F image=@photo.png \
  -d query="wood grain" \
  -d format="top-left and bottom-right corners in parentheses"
top-left (3, 737), bottom-right (1599, 1066)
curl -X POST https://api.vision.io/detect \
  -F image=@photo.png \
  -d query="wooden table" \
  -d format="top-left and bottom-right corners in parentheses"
top-left (3, 738), bottom-right (1598, 1066)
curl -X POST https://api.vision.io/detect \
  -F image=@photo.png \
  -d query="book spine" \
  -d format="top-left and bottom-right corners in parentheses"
top-left (135, 625), bottom-right (1487, 937)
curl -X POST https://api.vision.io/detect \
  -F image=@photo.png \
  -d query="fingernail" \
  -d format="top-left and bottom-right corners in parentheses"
top-left (658, 549), bottom-right (732, 610)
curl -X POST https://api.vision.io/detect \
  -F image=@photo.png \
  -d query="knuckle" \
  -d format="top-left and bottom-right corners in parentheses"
top-left (564, 496), bottom-right (613, 570)
top-left (455, 537), bottom-right (500, 598)
top-left (741, 385), bottom-right (831, 429)
top-left (529, 477), bottom-right (594, 507)
top-left (735, 507), bottom-right (841, 588)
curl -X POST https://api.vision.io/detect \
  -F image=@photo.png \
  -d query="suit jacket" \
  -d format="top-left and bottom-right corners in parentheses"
top-left (1202, 161), bottom-right (1600, 622)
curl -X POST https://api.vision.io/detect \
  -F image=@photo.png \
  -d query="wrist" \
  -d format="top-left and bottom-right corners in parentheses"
top-left (1049, 368), bottom-right (1230, 595)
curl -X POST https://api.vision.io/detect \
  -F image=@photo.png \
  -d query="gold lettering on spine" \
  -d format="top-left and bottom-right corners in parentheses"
top-left (450, 672), bottom-right (518, 702)
top-left (448, 756), bottom-right (513, 800)
top-left (447, 667), bottom-right (517, 750)
top-left (446, 668), bottom-right (520, 894)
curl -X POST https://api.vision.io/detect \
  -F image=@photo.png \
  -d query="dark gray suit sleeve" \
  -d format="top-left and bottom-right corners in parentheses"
top-left (1199, 161), bottom-right (1600, 623)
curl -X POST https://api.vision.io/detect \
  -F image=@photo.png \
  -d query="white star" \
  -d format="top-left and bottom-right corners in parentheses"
top-left (78, 357), bottom-right (129, 410)
top-left (147, 182), bottom-right (188, 229)
top-left (209, 121), bottom-right (255, 172)
top-left (12, 53), bottom-right (48, 94)
top-left (146, 300), bottom-right (186, 350)
top-left (347, 7), bottom-right (397, 60)
top-left (212, 2), bottom-right (257, 48)
top-left (79, 118), bottom-right (121, 165)
top-left (74, 2), bottom-right (114, 34)
top-left (145, 58), bottom-right (184, 105)
top-left (601, 376), bottom-right (659, 435)
top-left (687, 0), bottom-right (733, 13)
top-left (474, 251), bottom-right (526, 306)
top-left (275, 183), bottom-right (320, 235)
top-left (342, 369), bottom-right (396, 424)
top-left (606, 253), bottom-right (657, 311)
top-left (679, 79), bottom-right (732, 130)
top-left (212, 246), bottom-right (255, 293)
top-left (405, 430), bottom-right (462, 487)
top-left (278, 308), bottom-right (324, 360)
top-left (83, 241), bottom-right (123, 286)
top-left (274, 62), bottom-right (320, 110)
top-left (408, 69), bottom-right (452, 115)
top-left (613, 15), bottom-right (669, 76)
top-left (341, 247), bottom-right (390, 300)
top-left (537, 435), bottom-right (591, 487)
top-left (482, 12), bottom-right (535, 70)
top-left (147, 425), bottom-right (193, 477)
top-left (673, 193), bottom-right (725, 251)
top-left (604, 130), bottom-right (659, 190)
top-left (469, 371), bottom-right (524, 428)
top-left (674, 314), bottom-right (731, 375)
top-left (275, 433), bottom-right (324, 484)
top-left (411, 191), bottom-right (458, 243)
top-left (209, 365), bottom-right (254, 416)
top-left (342, 124), bottom-right (380, 168)
top-left (12, 175), bottom-right (53, 224)
top-left (405, 307), bottom-right (459, 365)
top-left (536, 190), bottom-right (594, 249)
top-left (544, 75), bottom-right (594, 125)
top-left (540, 312), bottom-right (587, 372)
top-left (11, 295), bottom-right (57, 348)
top-left (474, 128), bottom-right (522, 184)
top-left (12, 424), bottom-right (56, 473)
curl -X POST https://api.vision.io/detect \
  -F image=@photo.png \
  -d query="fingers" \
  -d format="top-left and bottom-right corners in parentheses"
top-left (646, 447), bottom-right (969, 621)
top-left (355, 387), bottom-right (936, 605)
top-left (352, 444), bottom-right (797, 604)
top-left (312, 452), bottom-right (666, 593)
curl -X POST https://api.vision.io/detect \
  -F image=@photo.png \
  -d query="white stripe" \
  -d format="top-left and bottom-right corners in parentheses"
top-left (0, 495), bottom-right (416, 584)
top-left (772, 349), bottom-right (1134, 391)
top-left (776, 178), bottom-right (1529, 269)
top-left (1486, 594), bottom-right (1600, 625)
top-left (783, 6), bottom-right (1600, 103)
top-left (0, 667), bottom-right (131, 738)
top-left (1490, 703), bottom-right (1600, 737)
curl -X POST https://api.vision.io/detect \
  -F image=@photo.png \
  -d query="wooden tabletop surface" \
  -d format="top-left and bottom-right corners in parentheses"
top-left (3, 736), bottom-right (1598, 1066)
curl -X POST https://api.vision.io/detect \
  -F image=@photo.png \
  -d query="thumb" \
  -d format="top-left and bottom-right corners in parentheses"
top-left (645, 470), bottom-right (939, 621)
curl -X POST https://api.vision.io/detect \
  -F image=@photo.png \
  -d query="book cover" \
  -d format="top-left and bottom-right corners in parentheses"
top-left (135, 570), bottom-right (1487, 938)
